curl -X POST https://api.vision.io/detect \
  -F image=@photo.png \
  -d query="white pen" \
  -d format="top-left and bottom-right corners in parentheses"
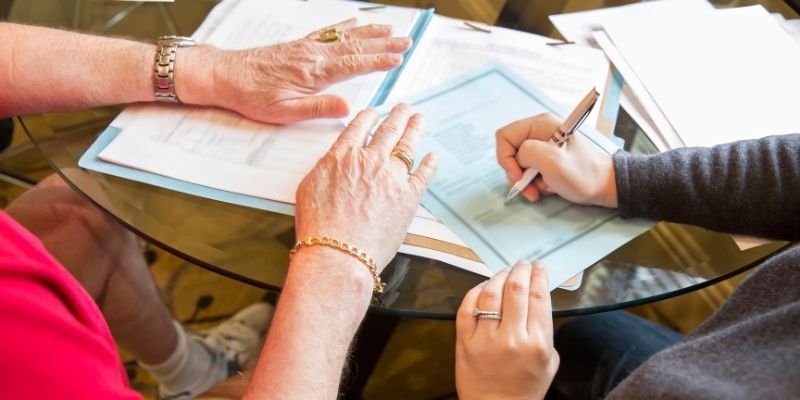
top-left (505, 88), bottom-right (600, 203)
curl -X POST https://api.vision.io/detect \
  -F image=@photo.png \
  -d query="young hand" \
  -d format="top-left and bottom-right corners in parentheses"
top-left (455, 262), bottom-right (559, 400)
top-left (496, 113), bottom-right (618, 208)
top-left (180, 19), bottom-right (412, 124)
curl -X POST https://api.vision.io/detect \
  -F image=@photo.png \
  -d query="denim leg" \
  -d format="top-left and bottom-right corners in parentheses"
top-left (547, 311), bottom-right (683, 400)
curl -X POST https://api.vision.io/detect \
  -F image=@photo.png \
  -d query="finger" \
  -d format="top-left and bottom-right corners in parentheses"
top-left (500, 261), bottom-right (533, 335)
top-left (475, 269), bottom-right (510, 334)
top-left (516, 139), bottom-right (561, 174)
top-left (505, 168), bottom-right (542, 204)
top-left (270, 94), bottom-right (349, 124)
top-left (496, 113), bottom-right (561, 178)
top-left (331, 108), bottom-right (379, 152)
top-left (322, 54), bottom-right (403, 85)
top-left (526, 262), bottom-right (553, 338)
top-left (522, 185), bottom-right (541, 203)
top-left (367, 103), bottom-right (410, 152)
top-left (340, 23), bottom-right (393, 41)
top-left (499, 151), bottom-right (525, 183)
top-left (390, 113), bottom-right (424, 172)
top-left (408, 152), bottom-right (438, 198)
top-left (305, 17), bottom-right (358, 39)
top-left (533, 177), bottom-right (552, 195)
top-left (322, 37), bottom-right (412, 57)
top-left (457, 281), bottom-right (487, 342)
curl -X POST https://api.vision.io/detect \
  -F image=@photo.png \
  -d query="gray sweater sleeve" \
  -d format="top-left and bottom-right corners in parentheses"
top-left (613, 134), bottom-right (800, 241)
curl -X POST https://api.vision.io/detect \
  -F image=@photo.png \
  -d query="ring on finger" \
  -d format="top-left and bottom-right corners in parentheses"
top-left (317, 28), bottom-right (341, 43)
top-left (391, 148), bottom-right (414, 174)
top-left (472, 308), bottom-right (502, 320)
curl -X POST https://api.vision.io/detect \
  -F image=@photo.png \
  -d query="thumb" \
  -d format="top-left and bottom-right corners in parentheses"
top-left (272, 95), bottom-right (349, 123)
top-left (516, 139), bottom-right (562, 175)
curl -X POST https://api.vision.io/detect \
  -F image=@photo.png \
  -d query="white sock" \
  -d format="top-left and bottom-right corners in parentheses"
top-left (139, 320), bottom-right (227, 398)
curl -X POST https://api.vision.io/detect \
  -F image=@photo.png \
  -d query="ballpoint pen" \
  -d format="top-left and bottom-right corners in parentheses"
top-left (504, 87), bottom-right (600, 203)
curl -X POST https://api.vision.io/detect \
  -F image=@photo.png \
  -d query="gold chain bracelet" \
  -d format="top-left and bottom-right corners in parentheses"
top-left (289, 236), bottom-right (386, 294)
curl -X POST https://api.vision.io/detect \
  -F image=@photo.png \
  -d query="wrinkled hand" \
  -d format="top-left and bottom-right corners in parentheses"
top-left (496, 113), bottom-right (618, 208)
top-left (294, 104), bottom-right (438, 269)
top-left (181, 19), bottom-right (411, 124)
top-left (456, 262), bottom-right (559, 400)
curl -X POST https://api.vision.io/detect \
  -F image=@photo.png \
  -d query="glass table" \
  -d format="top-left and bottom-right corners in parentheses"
top-left (9, 0), bottom-right (796, 320)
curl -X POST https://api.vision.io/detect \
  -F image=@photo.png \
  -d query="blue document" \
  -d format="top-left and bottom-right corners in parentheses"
top-left (375, 65), bottom-right (653, 289)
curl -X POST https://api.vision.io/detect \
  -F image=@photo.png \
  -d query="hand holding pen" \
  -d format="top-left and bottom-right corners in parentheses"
top-left (504, 88), bottom-right (600, 203)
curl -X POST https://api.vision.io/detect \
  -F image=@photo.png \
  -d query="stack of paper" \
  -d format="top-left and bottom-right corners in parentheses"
top-left (82, 0), bottom-right (622, 283)
top-left (551, 0), bottom-right (800, 151)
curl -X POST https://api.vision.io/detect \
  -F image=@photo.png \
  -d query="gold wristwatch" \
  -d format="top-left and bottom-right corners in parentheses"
top-left (154, 35), bottom-right (197, 103)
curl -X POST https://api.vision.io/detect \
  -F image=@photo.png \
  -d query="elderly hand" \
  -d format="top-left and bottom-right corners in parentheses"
top-left (456, 262), bottom-right (559, 400)
top-left (294, 104), bottom-right (438, 270)
top-left (180, 19), bottom-right (411, 124)
top-left (496, 113), bottom-right (618, 208)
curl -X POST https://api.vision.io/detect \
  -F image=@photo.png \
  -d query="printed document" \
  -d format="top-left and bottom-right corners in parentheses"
top-left (98, 0), bottom-right (422, 204)
top-left (386, 15), bottom-right (611, 129)
top-left (380, 65), bottom-right (653, 290)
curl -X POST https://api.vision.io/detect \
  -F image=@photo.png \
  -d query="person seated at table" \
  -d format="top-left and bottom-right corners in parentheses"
top-left (1, 101), bottom-right (438, 398)
top-left (453, 113), bottom-right (800, 399)
top-left (0, 19), bottom-right (412, 398)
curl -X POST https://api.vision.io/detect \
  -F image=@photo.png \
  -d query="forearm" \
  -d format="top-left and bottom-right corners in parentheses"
top-left (0, 23), bottom-right (215, 117)
top-left (614, 134), bottom-right (800, 240)
top-left (244, 248), bottom-right (373, 400)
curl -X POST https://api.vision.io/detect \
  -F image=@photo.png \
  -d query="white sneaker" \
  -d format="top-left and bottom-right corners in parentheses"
top-left (160, 302), bottom-right (274, 399)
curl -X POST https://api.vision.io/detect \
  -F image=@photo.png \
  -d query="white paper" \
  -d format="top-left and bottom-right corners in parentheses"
top-left (99, 0), bottom-right (421, 204)
top-left (602, 6), bottom-right (800, 148)
top-left (386, 15), bottom-right (611, 129)
top-left (780, 19), bottom-right (800, 44)
top-left (592, 30), bottom-right (684, 151)
top-left (549, 0), bottom-right (714, 46)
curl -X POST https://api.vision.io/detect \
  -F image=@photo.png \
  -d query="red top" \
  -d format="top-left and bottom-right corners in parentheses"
top-left (0, 211), bottom-right (141, 399)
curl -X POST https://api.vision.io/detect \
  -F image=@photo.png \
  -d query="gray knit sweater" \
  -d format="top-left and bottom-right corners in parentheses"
top-left (606, 134), bottom-right (800, 399)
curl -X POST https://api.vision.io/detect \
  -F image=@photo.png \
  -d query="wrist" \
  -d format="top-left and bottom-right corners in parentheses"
top-left (287, 245), bottom-right (375, 303)
top-left (173, 44), bottom-right (222, 106)
top-left (596, 156), bottom-right (619, 208)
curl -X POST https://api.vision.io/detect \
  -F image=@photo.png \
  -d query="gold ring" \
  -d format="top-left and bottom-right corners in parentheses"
top-left (391, 149), bottom-right (415, 174)
top-left (317, 28), bottom-right (341, 43)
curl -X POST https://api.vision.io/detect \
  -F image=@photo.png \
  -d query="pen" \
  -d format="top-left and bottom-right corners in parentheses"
top-left (504, 87), bottom-right (599, 203)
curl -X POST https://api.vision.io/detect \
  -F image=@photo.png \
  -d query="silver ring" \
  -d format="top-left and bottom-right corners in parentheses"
top-left (472, 308), bottom-right (502, 320)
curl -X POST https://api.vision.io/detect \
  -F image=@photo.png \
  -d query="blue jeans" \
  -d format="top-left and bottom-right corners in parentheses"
top-left (546, 311), bottom-right (683, 400)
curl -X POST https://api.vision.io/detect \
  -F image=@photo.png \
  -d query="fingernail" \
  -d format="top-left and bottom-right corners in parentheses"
top-left (533, 262), bottom-right (544, 270)
top-left (389, 54), bottom-right (403, 64)
top-left (523, 192), bottom-right (536, 202)
top-left (500, 267), bottom-right (512, 273)
top-left (515, 259), bottom-right (532, 267)
top-left (477, 280), bottom-right (489, 288)
top-left (400, 37), bottom-right (412, 46)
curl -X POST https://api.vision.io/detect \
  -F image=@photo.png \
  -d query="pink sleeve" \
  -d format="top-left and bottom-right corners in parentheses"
top-left (0, 212), bottom-right (141, 400)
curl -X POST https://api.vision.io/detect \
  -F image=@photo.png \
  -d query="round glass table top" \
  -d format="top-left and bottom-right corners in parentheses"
top-left (11, 0), bottom-right (794, 318)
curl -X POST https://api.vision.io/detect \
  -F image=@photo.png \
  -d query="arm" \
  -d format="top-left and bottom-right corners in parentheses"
top-left (244, 249), bottom-right (373, 398)
top-left (0, 20), bottom-right (410, 122)
top-left (496, 113), bottom-right (800, 241)
top-left (615, 134), bottom-right (800, 241)
top-left (243, 105), bottom-right (438, 399)
top-left (0, 23), bottom-right (155, 116)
